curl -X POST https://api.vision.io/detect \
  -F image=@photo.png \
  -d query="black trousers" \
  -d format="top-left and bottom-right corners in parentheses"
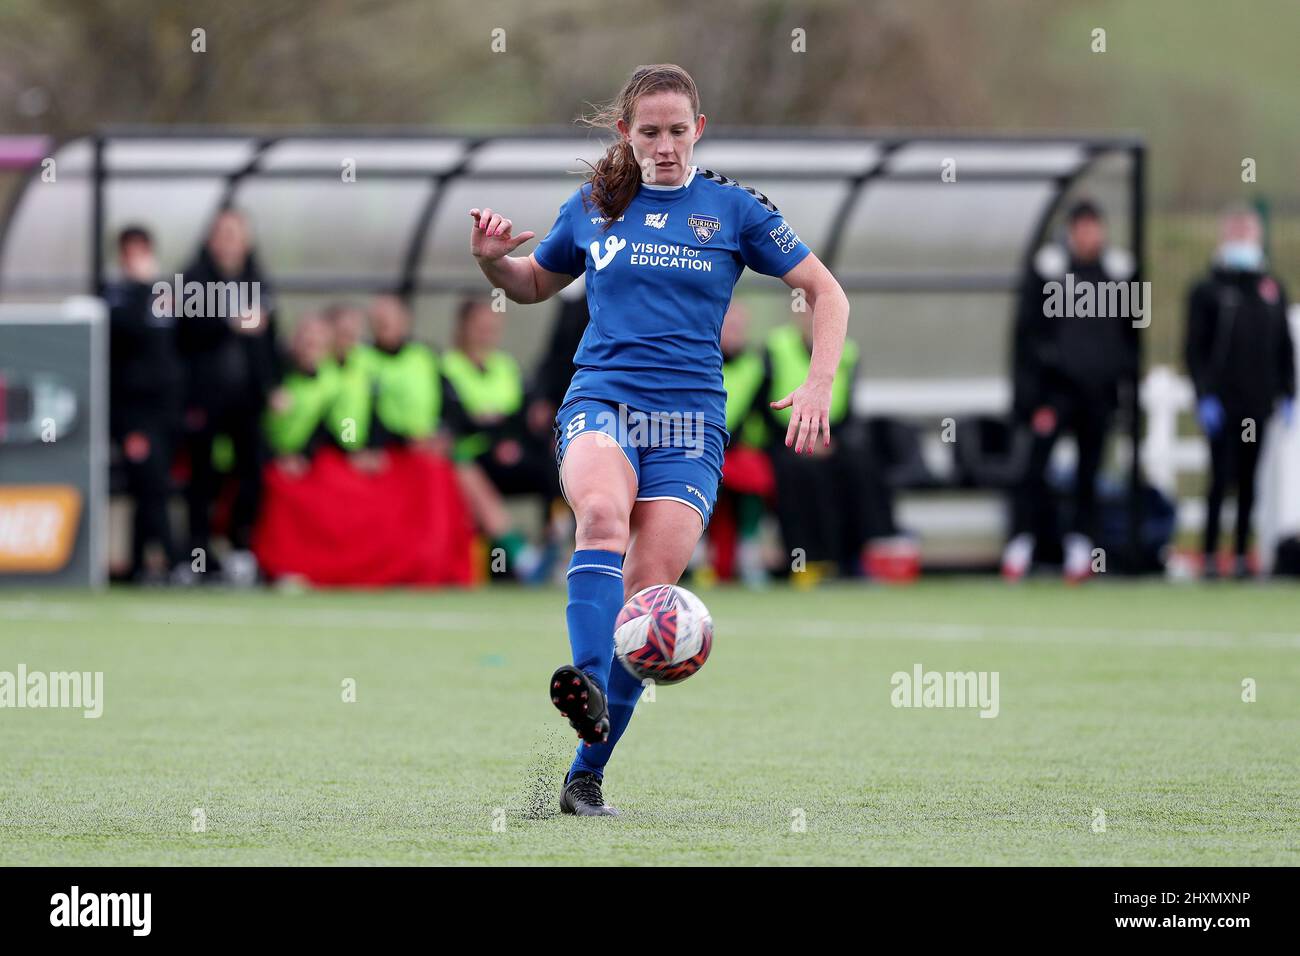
top-left (478, 437), bottom-right (563, 526)
top-left (1012, 394), bottom-right (1112, 541)
top-left (113, 407), bottom-right (179, 576)
top-left (1203, 406), bottom-right (1267, 557)
top-left (479, 440), bottom-right (559, 497)
top-left (185, 403), bottom-right (264, 554)
top-left (770, 426), bottom-right (878, 572)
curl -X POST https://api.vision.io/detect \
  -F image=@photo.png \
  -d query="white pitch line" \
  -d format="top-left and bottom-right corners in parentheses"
top-left (0, 600), bottom-right (519, 633)
top-left (731, 618), bottom-right (1300, 650)
top-left (2, 600), bottom-right (1296, 650)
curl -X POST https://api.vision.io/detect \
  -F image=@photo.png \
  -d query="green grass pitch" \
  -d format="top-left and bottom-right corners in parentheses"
top-left (1, 581), bottom-right (1297, 866)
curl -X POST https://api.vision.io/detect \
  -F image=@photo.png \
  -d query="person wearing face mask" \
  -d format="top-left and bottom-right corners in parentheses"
top-left (1185, 205), bottom-right (1296, 579)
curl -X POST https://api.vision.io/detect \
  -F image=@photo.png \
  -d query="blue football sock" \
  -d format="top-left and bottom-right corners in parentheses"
top-left (563, 549), bottom-right (624, 695)
top-left (570, 657), bottom-right (644, 779)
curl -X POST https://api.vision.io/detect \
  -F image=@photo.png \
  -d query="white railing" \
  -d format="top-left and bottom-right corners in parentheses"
top-left (852, 306), bottom-right (1300, 567)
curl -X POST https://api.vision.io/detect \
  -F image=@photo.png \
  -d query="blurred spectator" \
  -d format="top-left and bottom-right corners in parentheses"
top-left (443, 297), bottom-right (559, 581)
top-left (443, 299), bottom-right (556, 492)
top-left (358, 294), bottom-right (441, 449)
top-left (1185, 205), bottom-right (1296, 578)
top-left (105, 225), bottom-right (183, 583)
top-left (251, 304), bottom-right (473, 587)
top-left (264, 312), bottom-right (337, 475)
top-left (712, 302), bottom-right (774, 587)
top-left (177, 207), bottom-right (278, 584)
top-left (527, 288), bottom-right (589, 440)
top-left (325, 301), bottom-right (367, 366)
top-left (1003, 199), bottom-right (1137, 582)
top-left (760, 308), bottom-right (869, 583)
top-left (323, 301), bottom-right (371, 453)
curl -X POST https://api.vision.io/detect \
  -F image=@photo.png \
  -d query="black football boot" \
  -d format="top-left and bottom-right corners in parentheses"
top-left (559, 770), bottom-right (619, 817)
top-left (549, 664), bottom-right (611, 746)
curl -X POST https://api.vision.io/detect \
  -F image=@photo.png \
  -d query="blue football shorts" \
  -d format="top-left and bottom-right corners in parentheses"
top-left (554, 397), bottom-right (726, 528)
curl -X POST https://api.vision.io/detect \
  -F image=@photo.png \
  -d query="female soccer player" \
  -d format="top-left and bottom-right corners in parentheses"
top-left (469, 64), bottom-right (849, 816)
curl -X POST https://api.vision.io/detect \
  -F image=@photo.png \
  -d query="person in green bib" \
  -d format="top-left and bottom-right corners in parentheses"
top-left (443, 298), bottom-right (561, 581)
top-left (322, 301), bottom-right (376, 458)
top-left (761, 310), bottom-right (877, 582)
top-left (354, 294), bottom-right (442, 453)
top-left (325, 301), bottom-right (366, 365)
top-left (264, 313), bottom-right (340, 476)
top-left (715, 302), bottom-right (775, 587)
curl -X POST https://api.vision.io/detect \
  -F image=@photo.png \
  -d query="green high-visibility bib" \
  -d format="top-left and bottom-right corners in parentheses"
top-left (723, 349), bottom-right (769, 448)
top-left (264, 361), bottom-right (341, 456)
top-left (441, 348), bottom-right (524, 461)
top-left (328, 347), bottom-right (373, 450)
top-left (764, 324), bottom-right (858, 428)
top-left (353, 342), bottom-right (440, 441)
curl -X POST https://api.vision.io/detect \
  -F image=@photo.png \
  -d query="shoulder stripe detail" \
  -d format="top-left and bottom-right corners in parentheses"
top-left (698, 168), bottom-right (780, 214)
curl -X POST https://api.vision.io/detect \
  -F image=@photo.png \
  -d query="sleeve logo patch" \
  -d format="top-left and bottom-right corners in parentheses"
top-left (769, 220), bottom-right (800, 254)
top-left (687, 214), bottom-right (721, 243)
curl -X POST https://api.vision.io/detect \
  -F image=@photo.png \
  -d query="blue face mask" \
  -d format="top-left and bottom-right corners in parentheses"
top-left (1218, 241), bottom-right (1265, 272)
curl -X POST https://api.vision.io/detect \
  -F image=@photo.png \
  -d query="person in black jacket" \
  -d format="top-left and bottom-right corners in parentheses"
top-left (105, 225), bottom-right (183, 582)
top-left (525, 286), bottom-right (589, 446)
top-left (1185, 205), bottom-right (1296, 578)
top-left (176, 207), bottom-right (279, 583)
top-left (757, 308), bottom-right (875, 582)
top-left (1003, 199), bottom-right (1139, 582)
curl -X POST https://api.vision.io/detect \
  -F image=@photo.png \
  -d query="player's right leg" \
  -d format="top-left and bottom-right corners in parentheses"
top-left (549, 412), bottom-right (639, 817)
top-left (550, 406), bottom-right (638, 746)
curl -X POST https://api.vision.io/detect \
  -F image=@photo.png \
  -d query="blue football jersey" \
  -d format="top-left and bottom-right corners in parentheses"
top-left (533, 165), bottom-right (811, 431)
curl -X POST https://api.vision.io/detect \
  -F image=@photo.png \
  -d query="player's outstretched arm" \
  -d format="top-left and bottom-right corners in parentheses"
top-left (770, 252), bottom-right (850, 455)
top-left (469, 207), bottom-right (573, 304)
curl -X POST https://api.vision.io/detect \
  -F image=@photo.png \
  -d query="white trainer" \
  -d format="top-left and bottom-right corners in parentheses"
top-left (1001, 533), bottom-right (1035, 582)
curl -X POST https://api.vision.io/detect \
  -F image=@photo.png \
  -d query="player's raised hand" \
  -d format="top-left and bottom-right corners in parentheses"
top-left (770, 378), bottom-right (833, 455)
top-left (469, 208), bottom-right (535, 261)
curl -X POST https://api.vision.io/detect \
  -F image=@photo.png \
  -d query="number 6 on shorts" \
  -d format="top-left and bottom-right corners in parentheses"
top-left (566, 412), bottom-right (587, 440)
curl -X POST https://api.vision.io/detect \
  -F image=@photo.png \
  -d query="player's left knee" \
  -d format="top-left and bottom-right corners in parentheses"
top-left (625, 556), bottom-right (696, 598)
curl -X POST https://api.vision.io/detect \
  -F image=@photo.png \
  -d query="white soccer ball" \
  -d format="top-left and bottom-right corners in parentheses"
top-left (613, 584), bottom-right (714, 685)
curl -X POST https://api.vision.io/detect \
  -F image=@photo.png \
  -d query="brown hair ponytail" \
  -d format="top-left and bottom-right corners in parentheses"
top-left (580, 64), bottom-right (700, 229)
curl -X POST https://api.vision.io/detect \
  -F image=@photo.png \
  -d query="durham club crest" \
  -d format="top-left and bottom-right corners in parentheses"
top-left (687, 214), bottom-right (721, 243)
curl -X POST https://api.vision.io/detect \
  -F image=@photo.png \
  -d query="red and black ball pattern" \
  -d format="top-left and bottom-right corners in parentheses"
top-left (614, 584), bottom-right (713, 685)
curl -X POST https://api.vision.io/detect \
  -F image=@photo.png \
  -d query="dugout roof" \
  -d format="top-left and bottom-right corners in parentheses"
top-left (0, 129), bottom-right (1143, 389)
top-left (1, 128), bottom-right (1142, 299)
